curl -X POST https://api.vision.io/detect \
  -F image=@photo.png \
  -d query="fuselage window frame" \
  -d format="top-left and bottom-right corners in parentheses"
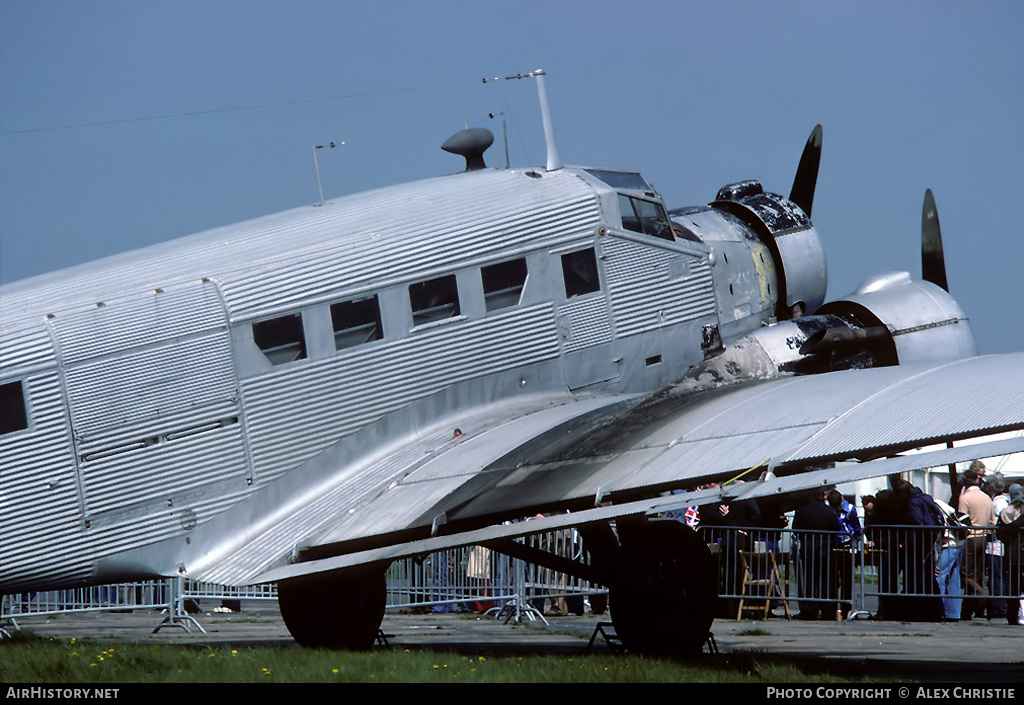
top-left (331, 294), bottom-right (384, 350)
top-left (561, 248), bottom-right (602, 299)
top-left (482, 258), bottom-right (528, 312)
top-left (409, 274), bottom-right (462, 328)
top-left (252, 312), bottom-right (308, 366)
top-left (0, 380), bottom-right (29, 436)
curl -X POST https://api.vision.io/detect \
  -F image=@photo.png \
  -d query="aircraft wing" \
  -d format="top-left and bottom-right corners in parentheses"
top-left (170, 351), bottom-right (1024, 587)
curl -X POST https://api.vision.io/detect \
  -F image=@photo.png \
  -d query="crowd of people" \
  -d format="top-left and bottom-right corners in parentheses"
top-left (685, 461), bottom-right (1024, 623)
top-left (938, 461), bottom-right (1024, 624)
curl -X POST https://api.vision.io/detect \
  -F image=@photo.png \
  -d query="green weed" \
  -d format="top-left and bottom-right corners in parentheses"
top-left (0, 632), bottom-right (885, 683)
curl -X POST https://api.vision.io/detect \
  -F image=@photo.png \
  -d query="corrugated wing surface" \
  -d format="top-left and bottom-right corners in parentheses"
top-left (578, 353), bottom-right (1024, 495)
top-left (194, 393), bottom-right (621, 586)
top-left (195, 353), bottom-right (1024, 586)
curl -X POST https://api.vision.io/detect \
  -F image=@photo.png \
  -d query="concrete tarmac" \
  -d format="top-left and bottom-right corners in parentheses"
top-left (6, 603), bottom-right (1024, 682)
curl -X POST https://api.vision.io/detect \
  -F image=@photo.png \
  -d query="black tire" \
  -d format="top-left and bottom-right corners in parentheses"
top-left (610, 520), bottom-right (717, 655)
top-left (278, 567), bottom-right (387, 649)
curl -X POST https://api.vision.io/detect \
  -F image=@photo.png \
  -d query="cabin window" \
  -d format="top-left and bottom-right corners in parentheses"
top-left (331, 295), bottom-right (383, 350)
top-left (252, 313), bottom-right (307, 365)
top-left (619, 194), bottom-right (674, 241)
top-left (561, 248), bottom-right (601, 298)
top-left (410, 274), bottom-right (461, 326)
top-left (482, 258), bottom-right (528, 312)
top-left (0, 380), bottom-right (29, 435)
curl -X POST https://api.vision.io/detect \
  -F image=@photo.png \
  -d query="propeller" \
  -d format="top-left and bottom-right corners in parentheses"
top-left (921, 188), bottom-right (949, 292)
top-left (920, 189), bottom-right (955, 500)
top-left (789, 124), bottom-right (823, 217)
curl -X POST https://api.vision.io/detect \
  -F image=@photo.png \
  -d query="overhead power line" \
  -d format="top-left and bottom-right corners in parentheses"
top-left (2, 80), bottom-right (473, 136)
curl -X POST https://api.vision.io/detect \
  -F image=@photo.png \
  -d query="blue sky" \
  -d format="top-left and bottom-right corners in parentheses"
top-left (2, 1), bottom-right (1022, 353)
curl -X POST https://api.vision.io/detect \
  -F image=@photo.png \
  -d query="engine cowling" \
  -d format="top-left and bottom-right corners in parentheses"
top-left (692, 270), bottom-right (978, 384)
top-left (711, 180), bottom-right (827, 319)
top-left (813, 270), bottom-right (977, 365)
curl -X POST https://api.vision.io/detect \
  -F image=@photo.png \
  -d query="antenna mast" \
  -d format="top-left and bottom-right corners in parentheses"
top-left (483, 69), bottom-right (563, 171)
top-left (312, 141), bottom-right (344, 207)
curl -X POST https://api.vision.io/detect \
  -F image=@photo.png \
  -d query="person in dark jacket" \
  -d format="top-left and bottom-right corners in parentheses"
top-left (997, 484), bottom-right (1024, 625)
top-left (793, 489), bottom-right (841, 620)
top-left (866, 488), bottom-right (901, 619)
top-left (891, 478), bottom-right (944, 621)
top-left (699, 491), bottom-right (762, 617)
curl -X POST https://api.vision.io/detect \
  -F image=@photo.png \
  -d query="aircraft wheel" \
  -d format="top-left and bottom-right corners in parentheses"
top-left (610, 520), bottom-right (717, 655)
top-left (277, 566), bottom-right (387, 649)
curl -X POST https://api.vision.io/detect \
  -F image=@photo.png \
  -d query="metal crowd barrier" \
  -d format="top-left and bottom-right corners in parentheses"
top-left (385, 529), bottom-right (600, 622)
top-left (702, 523), bottom-right (1023, 621)
top-left (4, 523), bottom-right (1020, 631)
top-left (0, 528), bottom-right (605, 632)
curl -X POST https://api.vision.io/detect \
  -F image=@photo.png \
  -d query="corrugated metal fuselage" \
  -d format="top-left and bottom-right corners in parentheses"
top-left (0, 165), bottom-right (772, 591)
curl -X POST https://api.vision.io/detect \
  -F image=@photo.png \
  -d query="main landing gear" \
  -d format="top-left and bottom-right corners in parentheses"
top-left (593, 518), bottom-right (718, 655)
top-left (277, 566), bottom-right (387, 649)
top-left (276, 519), bottom-right (717, 654)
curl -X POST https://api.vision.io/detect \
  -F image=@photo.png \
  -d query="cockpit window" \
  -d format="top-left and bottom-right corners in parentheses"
top-left (585, 169), bottom-right (652, 191)
top-left (619, 194), bottom-right (674, 241)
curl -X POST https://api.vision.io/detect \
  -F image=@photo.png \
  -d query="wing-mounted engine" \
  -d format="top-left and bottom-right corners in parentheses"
top-left (811, 271), bottom-right (977, 365)
top-left (676, 270), bottom-right (977, 396)
top-left (686, 188), bottom-right (977, 384)
top-left (806, 188), bottom-right (977, 368)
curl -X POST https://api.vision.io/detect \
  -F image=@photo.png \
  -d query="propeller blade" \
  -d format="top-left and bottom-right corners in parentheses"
top-left (789, 124), bottom-right (823, 217)
top-left (921, 188), bottom-right (949, 292)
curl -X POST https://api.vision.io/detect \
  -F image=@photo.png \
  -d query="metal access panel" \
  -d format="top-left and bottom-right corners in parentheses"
top-left (48, 279), bottom-right (249, 528)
